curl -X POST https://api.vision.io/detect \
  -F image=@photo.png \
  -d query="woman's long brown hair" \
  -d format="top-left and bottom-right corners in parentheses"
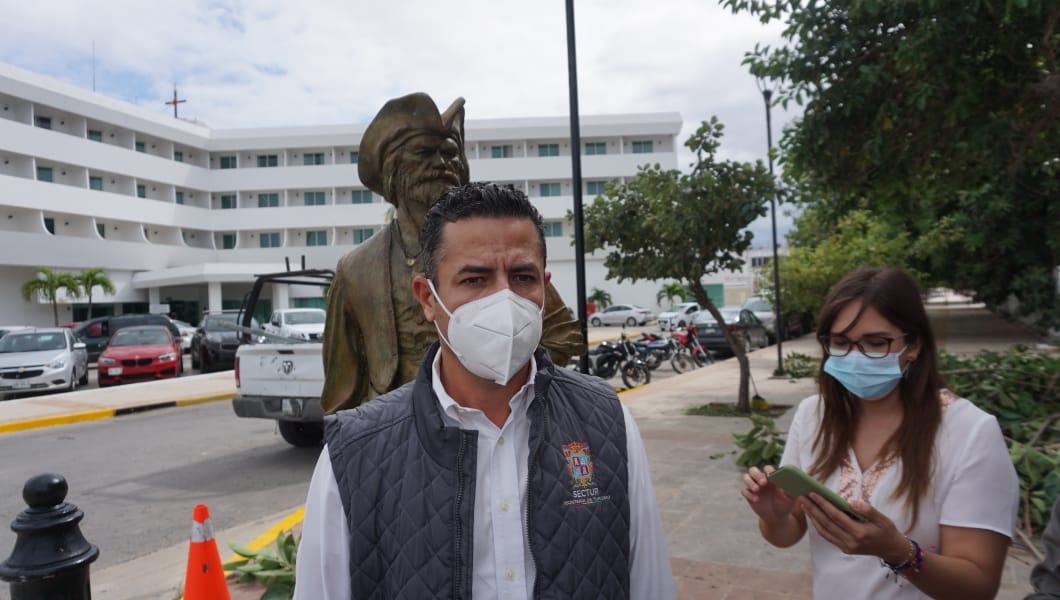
top-left (809, 267), bottom-right (944, 529)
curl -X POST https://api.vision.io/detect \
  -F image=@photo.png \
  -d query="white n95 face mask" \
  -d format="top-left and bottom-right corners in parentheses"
top-left (428, 280), bottom-right (544, 385)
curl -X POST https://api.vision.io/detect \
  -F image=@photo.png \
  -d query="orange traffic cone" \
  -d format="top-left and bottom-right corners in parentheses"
top-left (184, 503), bottom-right (231, 600)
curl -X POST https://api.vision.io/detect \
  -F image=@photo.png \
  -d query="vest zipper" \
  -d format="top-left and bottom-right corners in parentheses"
top-left (453, 430), bottom-right (469, 599)
top-left (526, 388), bottom-right (548, 598)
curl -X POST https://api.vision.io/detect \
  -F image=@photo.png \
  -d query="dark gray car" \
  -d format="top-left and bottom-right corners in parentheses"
top-left (693, 308), bottom-right (770, 356)
top-left (190, 313), bottom-right (259, 373)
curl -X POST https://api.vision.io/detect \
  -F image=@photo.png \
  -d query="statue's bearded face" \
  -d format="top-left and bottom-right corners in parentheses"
top-left (386, 134), bottom-right (464, 211)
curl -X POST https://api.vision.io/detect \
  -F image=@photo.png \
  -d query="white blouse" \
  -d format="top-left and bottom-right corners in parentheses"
top-left (780, 391), bottom-right (1019, 599)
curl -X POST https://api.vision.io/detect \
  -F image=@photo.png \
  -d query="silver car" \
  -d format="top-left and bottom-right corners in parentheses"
top-left (589, 304), bottom-right (654, 327)
top-left (0, 328), bottom-right (89, 398)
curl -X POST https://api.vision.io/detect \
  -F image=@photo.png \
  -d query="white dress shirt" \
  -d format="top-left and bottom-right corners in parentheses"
top-left (294, 355), bottom-right (676, 599)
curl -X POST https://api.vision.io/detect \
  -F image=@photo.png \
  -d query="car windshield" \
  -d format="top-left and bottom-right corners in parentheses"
top-left (0, 333), bottom-right (66, 353)
top-left (287, 311), bottom-right (325, 325)
top-left (695, 309), bottom-right (741, 326)
top-left (204, 314), bottom-right (259, 330)
top-left (742, 298), bottom-right (772, 312)
top-left (112, 328), bottom-right (171, 346)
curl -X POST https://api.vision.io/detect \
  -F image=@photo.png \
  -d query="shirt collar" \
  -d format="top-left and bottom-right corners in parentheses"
top-left (431, 352), bottom-right (537, 426)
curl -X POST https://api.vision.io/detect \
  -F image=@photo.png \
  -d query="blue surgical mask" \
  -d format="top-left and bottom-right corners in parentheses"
top-left (823, 351), bottom-right (904, 401)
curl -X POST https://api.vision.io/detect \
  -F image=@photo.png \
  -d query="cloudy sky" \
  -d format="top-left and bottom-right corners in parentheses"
top-left (1, 0), bottom-right (801, 246)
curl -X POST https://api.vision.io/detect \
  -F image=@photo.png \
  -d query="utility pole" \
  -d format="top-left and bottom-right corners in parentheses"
top-left (165, 87), bottom-right (186, 118)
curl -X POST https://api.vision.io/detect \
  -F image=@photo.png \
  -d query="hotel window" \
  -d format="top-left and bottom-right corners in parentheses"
top-left (88, 130), bottom-right (103, 142)
top-left (97, 224), bottom-right (106, 238)
top-left (306, 230), bottom-right (327, 246)
top-left (539, 182), bottom-right (561, 197)
top-left (222, 234), bottom-right (236, 249)
top-left (34, 116), bottom-right (51, 129)
top-left (304, 153), bottom-right (325, 166)
top-left (89, 176), bottom-right (103, 191)
top-left (258, 193), bottom-right (279, 208)
top-left (257, 154), bottom-right (278, 168)
top-left (352, 228), bottom-right (374, 244)
top-left (137, 185), bottom-right (146, 198)
top-left (175, 191), bottom-right (184, 205)
top-left (350, 151), bottom-right (359, 164)
top-left (751, 256), bottom-right (770, 268)
top-left (174, 151), bottom-right (184, 162)
top-left (36, 167), bottom-right (53, 182)
top-left (220, 156), bottom-right (237, 169)
top-left (491, 145), bottom-right (513, 158)
top-left (585, 142), bottom-right (606, 155)
top-left (304, 191), bottom-right (326, 206)
top-left (538, 143), bottom-right (559, 157)
top-left (221, 194), bottom-right (237, 209)
top-left (543, 222), bottom-right (563, 237)
top-left (44, 218), bottom-right (55, 234)
top-left (632, 140), bottom-right (653, 154)
top-left (351, 190), bottom-right (372, 204)
top-left (259, 232), bottom-right (281, 248)
top-left (135, 141), bottom-right (145, 153)
top-left (586, 181), bottom-right (607, 196)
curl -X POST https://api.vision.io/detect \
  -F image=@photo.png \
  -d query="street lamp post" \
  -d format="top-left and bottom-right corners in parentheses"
top-left (757, 80), bottom-right (785, 376)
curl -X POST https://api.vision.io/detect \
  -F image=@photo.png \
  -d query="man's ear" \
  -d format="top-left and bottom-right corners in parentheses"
top-left (412, 275), bottom-right (436, 322)
top-left (543, 270), bottom-right (551, 288)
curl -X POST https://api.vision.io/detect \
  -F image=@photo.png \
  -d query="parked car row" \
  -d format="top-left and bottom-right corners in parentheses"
top-left (589, 304), bottom-right (655, 327)
top-left (0, 308), bottom-right (283, 400)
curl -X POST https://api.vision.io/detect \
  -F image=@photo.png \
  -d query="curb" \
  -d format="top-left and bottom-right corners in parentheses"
top-left (0, 392), bottom-right (236, 435)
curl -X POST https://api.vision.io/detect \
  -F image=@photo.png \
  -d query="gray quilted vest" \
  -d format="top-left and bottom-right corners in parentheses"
top-left (325, 344), bottom-right (631, 599)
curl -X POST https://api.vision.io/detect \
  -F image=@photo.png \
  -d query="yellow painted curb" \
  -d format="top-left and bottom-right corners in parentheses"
top-left (0, 409), bottom-right (114, 434)
top-left (175, 392), bottom-right (237, 407)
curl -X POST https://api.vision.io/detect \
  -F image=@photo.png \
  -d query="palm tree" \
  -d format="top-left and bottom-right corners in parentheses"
top-left (656, 281), bottom-right (690, 308)
top-left (21, 267), bottom-right (82, 326)
top-left (587, 287), bottom-right (612, 310)
top-left (74, 267), bottom-right (117, 319)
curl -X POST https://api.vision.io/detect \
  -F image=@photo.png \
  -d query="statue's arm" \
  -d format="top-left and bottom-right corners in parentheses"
top-left (540, 283), bottom-right (587, 367)
top-left (321, 269), bottom-right (369, 414)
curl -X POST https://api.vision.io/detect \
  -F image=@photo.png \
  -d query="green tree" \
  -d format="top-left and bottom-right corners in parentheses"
top-left (74, 267), bottom-right (116, 319)
top-left (581, 118), bottom-right (774, 412)
top-left (656, 281), bottom-right (689, 308)
top-left (587, 287), bottom-right (612, 310)
top-left (723, 0), bottom-right (1060, 327)
top-left (770, 209), bottom-right (927, 317)
top-left (21, 267), bottom-right (82, 326)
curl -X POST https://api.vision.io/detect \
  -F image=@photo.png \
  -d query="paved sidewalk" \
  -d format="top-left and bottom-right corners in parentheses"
top-left (0, 304), bottom-right (1053, 599)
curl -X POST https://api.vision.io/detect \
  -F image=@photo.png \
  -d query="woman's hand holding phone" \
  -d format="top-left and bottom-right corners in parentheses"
top-left (742, 465), bottom-right (798, 525)
top-left (798, 494), bottom-right (910, 563)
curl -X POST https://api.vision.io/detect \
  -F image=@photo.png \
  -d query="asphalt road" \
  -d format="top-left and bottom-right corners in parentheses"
top-left (0, 400), bottom-right (319, 588)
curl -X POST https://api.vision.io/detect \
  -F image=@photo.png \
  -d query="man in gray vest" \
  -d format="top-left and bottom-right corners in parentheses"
top-left (295, 182), bottom-right (675, 599)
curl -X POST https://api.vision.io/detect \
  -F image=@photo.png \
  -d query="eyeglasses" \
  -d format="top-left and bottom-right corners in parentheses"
top-left (818, 333), bottom-right (909, 359)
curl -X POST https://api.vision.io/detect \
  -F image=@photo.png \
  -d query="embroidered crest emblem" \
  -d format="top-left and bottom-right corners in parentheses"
top-left (562, 441), bottom-right (610, 507)
top-left (563, 442), bottom-right (596, 487)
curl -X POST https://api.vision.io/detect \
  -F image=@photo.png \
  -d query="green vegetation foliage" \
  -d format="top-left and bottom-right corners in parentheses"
top-left (723, 0), bottom-right (1060, 328)
top-left (20, 267), bottom-right (81, 326)
top-left (656, 281), bottom-right (690, 308)
top-left (224, 530), bottom-right (299, 600)
top-left (580, 118), bottom-right (775, 412)
top-left (73, 267), bottom-right (117, 320)
top-left (587, 287), bottom-right (612, 310)
top-left (940, 348), bottom-right (1060, 539)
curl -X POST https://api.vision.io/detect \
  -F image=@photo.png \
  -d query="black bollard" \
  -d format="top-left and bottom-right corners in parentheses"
top-left (0, 473), bottom-right (99, 599)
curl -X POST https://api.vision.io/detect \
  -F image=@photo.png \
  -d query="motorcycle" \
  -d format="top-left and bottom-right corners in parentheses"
top-left (670, 322), bottom-right (713, 373)
top-left (592, 332), bottom-right (652, 388)
top-left (638, 332), bottom-right (676, 368)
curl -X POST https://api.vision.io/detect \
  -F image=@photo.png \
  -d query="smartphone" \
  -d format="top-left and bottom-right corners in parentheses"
top-left (767, 465), bottom-right (865, 522)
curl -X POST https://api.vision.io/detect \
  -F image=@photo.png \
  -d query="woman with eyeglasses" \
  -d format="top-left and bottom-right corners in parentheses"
top-left (741, 266), bottom-right (1018, 599)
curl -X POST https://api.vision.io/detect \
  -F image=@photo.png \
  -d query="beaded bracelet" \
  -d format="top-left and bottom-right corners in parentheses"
top-left (881, 537), bottom-right (923, 580)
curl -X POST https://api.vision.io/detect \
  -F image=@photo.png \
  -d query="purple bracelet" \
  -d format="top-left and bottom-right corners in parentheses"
top-left (881, 537), bottom-right (923, 579)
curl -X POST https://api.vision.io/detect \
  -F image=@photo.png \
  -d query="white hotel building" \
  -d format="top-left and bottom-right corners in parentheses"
top-left (0, 62), bottom-right (688, 326)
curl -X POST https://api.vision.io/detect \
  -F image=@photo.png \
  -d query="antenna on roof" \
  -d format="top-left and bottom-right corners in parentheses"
top-left (91, 41), bottom-right (96, 92)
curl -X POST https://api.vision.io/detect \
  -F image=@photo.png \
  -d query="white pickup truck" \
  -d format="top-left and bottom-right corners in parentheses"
top-left (231, 268), bottom-right (332, 447)
top-left (263, 308), bottom-right (326, 342)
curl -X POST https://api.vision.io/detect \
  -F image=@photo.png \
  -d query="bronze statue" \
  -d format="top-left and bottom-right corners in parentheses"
top-left (321, 93), bottom-right (585, 414)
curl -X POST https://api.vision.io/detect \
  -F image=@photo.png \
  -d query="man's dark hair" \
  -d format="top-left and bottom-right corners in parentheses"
top-left (421, 182), bottom-right (547, 281)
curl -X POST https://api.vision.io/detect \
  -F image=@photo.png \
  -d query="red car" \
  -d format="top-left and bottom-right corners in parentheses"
top-left (97, 325), bottom-right (183, 387)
